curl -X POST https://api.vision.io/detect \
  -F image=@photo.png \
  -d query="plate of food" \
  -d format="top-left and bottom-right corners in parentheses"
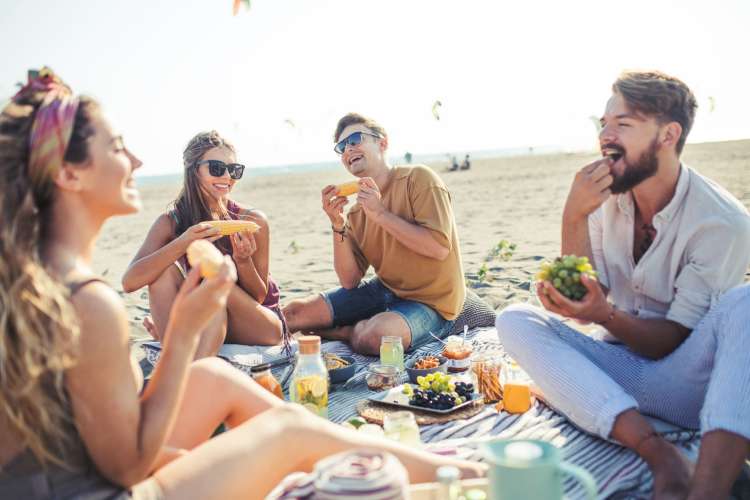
top-left (367, 372), bottom-right (480, 415)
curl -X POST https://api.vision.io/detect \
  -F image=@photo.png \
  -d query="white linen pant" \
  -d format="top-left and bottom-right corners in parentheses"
top-left (495, 283), bottom-right (750, 440)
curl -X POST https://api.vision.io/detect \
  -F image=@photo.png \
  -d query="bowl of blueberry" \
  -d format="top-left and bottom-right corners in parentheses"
top-left (405, 355), bottom-right (448, 384)
top-left (402, 372), bottom-right (476, 412)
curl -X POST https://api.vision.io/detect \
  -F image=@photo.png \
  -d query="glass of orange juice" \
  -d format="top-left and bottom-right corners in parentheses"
top-left (502, 361), bottom-right (532, 414)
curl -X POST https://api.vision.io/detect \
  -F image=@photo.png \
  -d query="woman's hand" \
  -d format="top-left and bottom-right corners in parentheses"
top-left (165, 256), bottom-right (236, 346)
top-left (230, 230), bottom-right (257, 264)
top-left (175, 222), bottom-right (222, 250)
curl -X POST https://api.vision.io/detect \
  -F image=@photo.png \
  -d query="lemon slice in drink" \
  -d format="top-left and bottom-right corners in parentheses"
top-left (309, 377), bottom-right (326, 398)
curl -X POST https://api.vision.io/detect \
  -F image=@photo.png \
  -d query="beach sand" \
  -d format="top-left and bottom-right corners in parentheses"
top-left (92, 140), bottom-right (750, 348)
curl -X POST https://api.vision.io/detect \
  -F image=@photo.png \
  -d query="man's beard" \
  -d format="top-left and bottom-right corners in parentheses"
top-left (609, 137), bottom-right (660, 194)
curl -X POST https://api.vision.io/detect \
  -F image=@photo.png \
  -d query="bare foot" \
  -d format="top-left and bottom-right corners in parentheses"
top-left (646, 438), bottom-right (693, 500)
top-left (143, 316), bottom-right (158, 340)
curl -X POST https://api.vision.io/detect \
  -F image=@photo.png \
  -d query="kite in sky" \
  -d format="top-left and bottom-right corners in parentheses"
top-left (432, 100), bottom-right (442, 121)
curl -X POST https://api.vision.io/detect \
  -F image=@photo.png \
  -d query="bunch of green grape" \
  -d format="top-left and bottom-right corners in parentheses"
top-left (536, 255), bottom-right (597, 301)
top-left (402, 372), bottom-right (472, 410)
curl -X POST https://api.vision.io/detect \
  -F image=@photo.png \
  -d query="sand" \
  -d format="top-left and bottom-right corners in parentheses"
top-left (91, 140), bottom-right (750, 347)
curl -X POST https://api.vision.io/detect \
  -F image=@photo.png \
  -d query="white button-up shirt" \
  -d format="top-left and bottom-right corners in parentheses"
top-left (589, 164), bottom-right (750, 330)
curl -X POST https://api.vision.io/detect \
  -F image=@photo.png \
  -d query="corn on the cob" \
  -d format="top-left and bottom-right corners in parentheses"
top-left (206, 219), bottom-right (260, 236)
top-left (186, 240), bottom-right (224, 278)
top-left (335, 181), bottom-right (360, 197)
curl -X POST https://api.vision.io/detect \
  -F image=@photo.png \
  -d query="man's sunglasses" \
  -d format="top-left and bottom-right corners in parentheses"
top-left (196, 160), bottom-right (245, 180)
top-left (334, 131), bottom-right (381, 155)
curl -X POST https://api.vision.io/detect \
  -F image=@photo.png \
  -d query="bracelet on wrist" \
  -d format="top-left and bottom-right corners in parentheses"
top-left (332, 223), bottom-right (347, 241)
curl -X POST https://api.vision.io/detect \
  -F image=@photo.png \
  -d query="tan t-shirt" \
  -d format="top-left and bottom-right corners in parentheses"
top-left (345, 165), bottom-right (465, 320)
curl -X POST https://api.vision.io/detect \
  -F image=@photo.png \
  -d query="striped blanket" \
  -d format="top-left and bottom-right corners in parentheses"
top-left (142, 327), bottom-right (699, 499)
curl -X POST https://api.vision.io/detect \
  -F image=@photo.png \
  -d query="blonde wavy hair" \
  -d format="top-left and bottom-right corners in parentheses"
top-left (0, 84), bottom-right (98, 467)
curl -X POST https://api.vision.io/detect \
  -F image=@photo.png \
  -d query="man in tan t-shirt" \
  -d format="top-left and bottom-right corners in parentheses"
top-left (283, 113), bottom-right (465, 355)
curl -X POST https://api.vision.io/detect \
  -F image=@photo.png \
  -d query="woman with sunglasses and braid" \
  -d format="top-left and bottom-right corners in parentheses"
top-left (123, 131), bottom-right (288, 358)
top-left (0, 68), bottom-right (485, 499)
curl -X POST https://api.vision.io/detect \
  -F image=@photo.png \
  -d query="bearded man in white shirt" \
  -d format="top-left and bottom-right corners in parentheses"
top-left (496, 71), bottom-right (750, 500)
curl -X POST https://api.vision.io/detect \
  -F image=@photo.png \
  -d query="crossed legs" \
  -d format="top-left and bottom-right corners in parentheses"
top-left (495, 283), bottom-right (750, 499)
top-left (282, 294), bottom-right (411, 355)
top-left (148, 265), bottom-right (282, 358)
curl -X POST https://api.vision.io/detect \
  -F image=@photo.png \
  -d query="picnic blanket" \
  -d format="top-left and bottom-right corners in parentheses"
top-left (142, 327), bottom-right (700, 499)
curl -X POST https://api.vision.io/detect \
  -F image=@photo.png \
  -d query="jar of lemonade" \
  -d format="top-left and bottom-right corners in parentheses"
top-left (289, 336), bottom-right (329, 418)
top-left (383, 411), bottom-right (421, 447)
top-left (380, 336), bottom-right (405, 371)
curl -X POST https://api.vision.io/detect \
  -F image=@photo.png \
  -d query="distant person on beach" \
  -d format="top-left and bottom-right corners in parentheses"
top-left (404, 151), bottom-right (412, 164)
top-left (496, 70), bottom-right (750, 499)
top-left (460, 154), bottom-right (471, 170)
top-left (0, 69), bottom-right (484, 499)
top-left (449, 155), bottom-right (459, 171)
top-left (122, 131), bottom-right (286, 358)
top-left (282, 113), bottom-right (466, 355)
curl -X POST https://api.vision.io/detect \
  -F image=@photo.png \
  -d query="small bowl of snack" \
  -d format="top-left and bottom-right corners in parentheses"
top-left (365, 364), bottom-right (401, 392)
top-left (325, 354), bottom-right (356, 384)
top-left (442, 336), bottom-right (473, 373)
top-left (405, 355), bottom-right (448, 384)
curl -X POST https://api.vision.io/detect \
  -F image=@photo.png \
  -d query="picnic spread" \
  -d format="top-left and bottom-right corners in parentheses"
top-left (143, 327), bottom-right (699, 499)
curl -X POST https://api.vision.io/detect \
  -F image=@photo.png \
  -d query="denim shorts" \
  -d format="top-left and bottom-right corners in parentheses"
top-left (320, 277), bottom-right (455, 350)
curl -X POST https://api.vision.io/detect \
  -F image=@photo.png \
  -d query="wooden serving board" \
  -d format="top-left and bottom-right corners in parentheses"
top-left (356, 397), bottom-right (486, 425)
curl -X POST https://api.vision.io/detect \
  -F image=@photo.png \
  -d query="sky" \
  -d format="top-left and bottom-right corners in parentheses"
top-left (2, 0), bottom-right (749, 176)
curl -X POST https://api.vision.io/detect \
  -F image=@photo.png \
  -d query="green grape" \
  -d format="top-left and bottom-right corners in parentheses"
top-left (537, 254), bottom-right (598, 301)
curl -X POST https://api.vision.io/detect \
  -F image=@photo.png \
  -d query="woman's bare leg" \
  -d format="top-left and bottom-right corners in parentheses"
top-left (193, 309), bottom-right (228, 359)
top-left (154, 405), bottom-right (485, 500)
top-left (148, 265), bottom-right (227, 358)
top-left (148, 265), bottom-right (183, 342)
top-left (225, 285), bottom-right (282, 346)
top-left (164, 358), bottom-right (283, 449)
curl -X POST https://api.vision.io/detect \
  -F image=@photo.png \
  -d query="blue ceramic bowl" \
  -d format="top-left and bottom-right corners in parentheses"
top-left (327, 355), bottom-right (356, 384)
top-left (405, 356), bottom-right (448, 384)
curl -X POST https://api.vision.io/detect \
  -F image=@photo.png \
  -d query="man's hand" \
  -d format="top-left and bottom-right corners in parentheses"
top-left (357, 177), bottom-right (387, 222)
top-left (537, 273), bottom-right (612, 324)
top-left (563, 159), bottom-right (614, 222)
top-left (322, 185), bottom-right (348, 230)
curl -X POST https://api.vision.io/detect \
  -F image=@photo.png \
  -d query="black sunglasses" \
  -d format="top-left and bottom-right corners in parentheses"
top-left (334, 131), bottom-right (381, 155)
top-left (196, 160), bottom-right (245, 180)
